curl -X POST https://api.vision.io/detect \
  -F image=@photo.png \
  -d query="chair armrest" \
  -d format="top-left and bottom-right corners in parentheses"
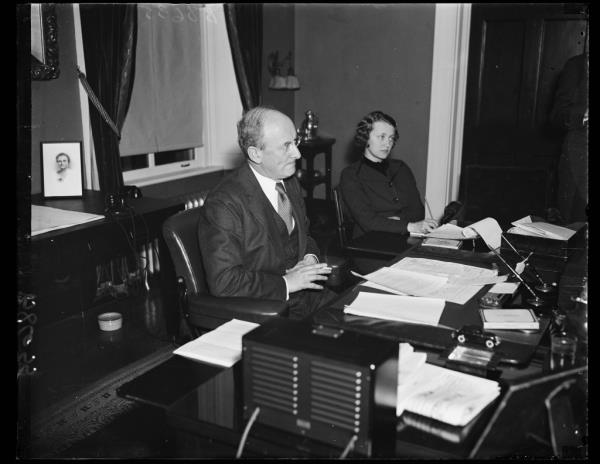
top-left (187, 294), bottom-right (288, 324)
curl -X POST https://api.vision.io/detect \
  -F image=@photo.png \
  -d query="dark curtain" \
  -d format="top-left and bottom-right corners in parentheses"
top-left (224, 3), bottom-right (263, 111)
top-left (80, 4), bottom-right (137, 196)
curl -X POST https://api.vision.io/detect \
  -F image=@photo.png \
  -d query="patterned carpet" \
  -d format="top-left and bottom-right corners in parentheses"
top-left (28, 345), bottom-right (174, 458)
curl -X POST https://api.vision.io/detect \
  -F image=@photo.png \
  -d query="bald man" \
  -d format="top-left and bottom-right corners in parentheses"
top-left (198, 107), bottom-right (337, 320)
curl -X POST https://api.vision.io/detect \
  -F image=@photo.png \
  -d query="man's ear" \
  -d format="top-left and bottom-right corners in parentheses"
top-left (247, 146), bottom-right (262, 164)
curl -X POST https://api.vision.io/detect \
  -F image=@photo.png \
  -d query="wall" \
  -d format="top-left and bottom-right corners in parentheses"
top-left (294, 4), bottom-right (435, 199)
top-left (31, 4), bottom-right (84, 195)
top-left (261, 4), bottom-right (295, 121)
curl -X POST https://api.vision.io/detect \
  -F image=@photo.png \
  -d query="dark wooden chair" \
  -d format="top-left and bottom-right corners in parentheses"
top-left (162, 204), bottom-right (287, 338)
top-left (332, 186), bottom-right (411, 259)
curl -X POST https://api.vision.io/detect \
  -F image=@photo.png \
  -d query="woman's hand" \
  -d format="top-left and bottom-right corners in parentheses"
top-left (407, 219), bottom-right (438, 234)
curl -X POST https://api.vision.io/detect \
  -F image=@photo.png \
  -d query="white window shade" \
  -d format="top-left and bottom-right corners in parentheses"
top-left (120, 4), bottom-right (204, 156)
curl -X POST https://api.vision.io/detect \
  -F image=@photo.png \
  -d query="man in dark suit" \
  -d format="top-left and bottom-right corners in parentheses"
top-left (198, 107), bottom-right (337, 320)
top-left (550, 51), bottom-right (588, 224)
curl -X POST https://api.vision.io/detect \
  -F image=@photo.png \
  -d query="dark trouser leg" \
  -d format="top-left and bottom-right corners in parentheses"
top-left (287, 287), bottom-right (339, 320)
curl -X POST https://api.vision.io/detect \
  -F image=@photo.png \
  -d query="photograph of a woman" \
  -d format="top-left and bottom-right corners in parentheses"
top-left (41, 142), bottom-right (83, 198)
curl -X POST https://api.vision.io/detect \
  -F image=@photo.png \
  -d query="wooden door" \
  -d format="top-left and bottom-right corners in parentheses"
top-left (460, 3), bottom-right (588, 226)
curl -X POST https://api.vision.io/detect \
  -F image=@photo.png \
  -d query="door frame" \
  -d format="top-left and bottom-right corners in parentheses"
top-left (424, 3), bottom-right (471, 218)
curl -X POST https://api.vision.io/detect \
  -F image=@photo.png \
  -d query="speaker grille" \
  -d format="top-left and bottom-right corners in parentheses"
top-left (309, 360), bottom-right (365, 434)
top-left (247, 344), bottom-right (298, 415)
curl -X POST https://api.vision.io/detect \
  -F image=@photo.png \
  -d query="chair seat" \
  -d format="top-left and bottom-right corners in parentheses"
top-left (187, 294), bottom-right (288, 329)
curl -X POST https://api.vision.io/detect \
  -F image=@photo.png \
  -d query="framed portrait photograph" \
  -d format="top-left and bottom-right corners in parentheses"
top-left (41, 141), bottom-right (84, 199)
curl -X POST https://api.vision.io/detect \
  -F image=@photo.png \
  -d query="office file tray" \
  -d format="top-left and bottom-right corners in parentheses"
top-left (312, 285), bottom-right (550, 367)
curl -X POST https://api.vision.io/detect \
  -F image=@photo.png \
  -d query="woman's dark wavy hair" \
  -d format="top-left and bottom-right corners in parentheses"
top-left (354, 110), bottom-right (399, 150)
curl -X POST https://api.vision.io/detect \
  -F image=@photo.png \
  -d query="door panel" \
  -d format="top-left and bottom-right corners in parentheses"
top-left (461, 4), bottom-right (587, 220)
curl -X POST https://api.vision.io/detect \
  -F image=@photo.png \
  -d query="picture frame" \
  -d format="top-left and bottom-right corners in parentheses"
top-left (41, 141), bottom-right (84, 199)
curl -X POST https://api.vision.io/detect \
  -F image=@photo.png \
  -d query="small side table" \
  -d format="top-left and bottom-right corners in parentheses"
top-left (296, 136), bottom-right (335, 201)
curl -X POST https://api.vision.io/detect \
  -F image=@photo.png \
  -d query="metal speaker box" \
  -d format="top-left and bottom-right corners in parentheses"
top-left (242, 318), bottom-right (397, 456)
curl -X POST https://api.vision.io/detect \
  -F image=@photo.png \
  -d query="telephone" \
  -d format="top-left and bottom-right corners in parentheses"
top-left (440, 201), bottom-right (465, 225)
top-left (104, 185), bottom-right (142, 216)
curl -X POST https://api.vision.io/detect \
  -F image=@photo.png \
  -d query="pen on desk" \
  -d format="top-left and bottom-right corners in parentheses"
top-left (424, 198), bottom-right (434, 220)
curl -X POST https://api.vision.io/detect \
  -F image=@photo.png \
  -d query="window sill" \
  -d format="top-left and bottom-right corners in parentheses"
top-left (125, 165), bottom-right (224, 187)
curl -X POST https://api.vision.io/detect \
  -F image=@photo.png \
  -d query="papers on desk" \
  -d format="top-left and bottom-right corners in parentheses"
top-left (173, 319), bottom-right (259, 367)
top-left (354, 257), bottom-right (506, 305)
top-left (479, 308), bottom-right (539, 330)
top-left (343, 292), bottom-right (445, 326)
top-left (410, 223), bottom-right (467, 239)
top-left (412, 218), bottom-right (503, 251)
top-left (508, 215), bottom-right (577, 241)
top-left (396, 343), bottom-right (500, 427)
top-left (391, 257), bottom-right (501, 286)
top-left (31, 205), bottom-right (105, 236)
top-left (421, 237), bottom-right (462, 249)
top-left (352, 268), bottom-right (448, 297)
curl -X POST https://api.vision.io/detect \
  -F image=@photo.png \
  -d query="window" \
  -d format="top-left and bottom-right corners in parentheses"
top-left (119, 4), bottom-right (207, 185)
top-left (75, 4), bottom-right (242, 188)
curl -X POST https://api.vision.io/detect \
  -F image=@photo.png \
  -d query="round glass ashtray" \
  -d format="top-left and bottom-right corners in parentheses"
top-left (97, 312), bottom-right (123, 331)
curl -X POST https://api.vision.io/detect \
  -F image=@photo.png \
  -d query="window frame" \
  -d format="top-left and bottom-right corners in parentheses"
top-left (122, 4), bottom-right (213, 186)
top-left (74, 4), bottom-right (233, 189)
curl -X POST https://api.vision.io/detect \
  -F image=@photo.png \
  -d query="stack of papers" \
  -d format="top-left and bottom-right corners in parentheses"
top-left (508, 216), bottom-right (576, 240)
top-left (354, 257), bottom-right (507, 305)
top-left (391, 257), bottom-right (502, 286)
top-left (479, 308), bottom-right (539, 330)
top-left (352, 267), bottom-right (448, 296)
top-left (31, 205), bottom-right (105, 236)
top-left (422, 237), bottom-right (462, 249)
top-left (412, 217), bottom-right (503, 251)
top-left (343, 292), bottom-right (445, 326)
top-left (410, 223), bottom-right (469, 240)
top-left (173, 319), bottom-right (259, 367)
top-left (396, 343), bottom-right (500, 426)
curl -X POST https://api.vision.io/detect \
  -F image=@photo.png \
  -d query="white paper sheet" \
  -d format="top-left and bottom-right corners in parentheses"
top-left (488, 282), bottom-right (520, 294)
top-left (396, 343), bottom-right (428, 415)
top-left (417, 223), bottom-right (468, 240)
top-left (31, 205), bottom-right (105, 236)
top-left (353, 268), bottom-right (448, 297)
top-left (392, 257), bottom-right (498, 282)
top-left (343, 292), bottom-right (445, 326)
top-left (510, 216), bottom-right (577, 240)
top-left (359, 279), bottom-right (482, 305)
top-left (173, 319), bottom-right (259, 367)
top-left (464, 217), bottom-right (503, 250)
top-left (426, 283), bottom-right (485, 305)
top-left (397, 361), bottom-right (500, 426)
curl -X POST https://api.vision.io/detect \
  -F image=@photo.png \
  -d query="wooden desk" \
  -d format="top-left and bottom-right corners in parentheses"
top-left (314, 243), bottom-right (551, 367)
top-left (118, 351), bottom-right (586, 458)
top-left (117, 233), bottom-right (586, 458)
top-left (296, 136), bottom-right (335, 201)
top-left (29, 190), bottom-right (183, 331)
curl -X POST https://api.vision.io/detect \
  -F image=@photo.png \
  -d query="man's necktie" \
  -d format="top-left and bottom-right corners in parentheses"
top-left (275, 182), bottom-right (294, 234)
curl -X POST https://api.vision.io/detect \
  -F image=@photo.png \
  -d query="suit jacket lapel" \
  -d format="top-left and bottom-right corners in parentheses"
top-left (284, 177), bottom-right (307, 256)
top-left (239, 163), bottom-right (287, 253)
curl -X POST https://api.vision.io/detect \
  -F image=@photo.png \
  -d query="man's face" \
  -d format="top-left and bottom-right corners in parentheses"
top-left (255, 112), bottom-right (301, 180)
top-left (56, 155), bottom-right (69, 171)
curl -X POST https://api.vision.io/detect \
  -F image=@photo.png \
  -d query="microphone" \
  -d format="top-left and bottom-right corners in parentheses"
top-left (487, 247), bottom-right (546, 308)
top-left (501, 235), bottom-right (554, 293)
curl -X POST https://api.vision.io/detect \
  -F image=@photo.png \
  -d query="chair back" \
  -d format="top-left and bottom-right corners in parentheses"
top-left (332, 186), bottom-right (354, 250)
top-left (162, 206), bottom-right (207, 296)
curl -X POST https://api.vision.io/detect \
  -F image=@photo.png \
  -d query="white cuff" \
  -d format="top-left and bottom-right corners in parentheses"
top-left (282, 276), bottom-right (290, 300)
top-left (304, 253), bottom-right (319, 264)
